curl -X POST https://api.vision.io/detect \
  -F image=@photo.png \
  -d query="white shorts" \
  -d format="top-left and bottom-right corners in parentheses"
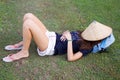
top-left (37, 31), bottom-right (56, 56)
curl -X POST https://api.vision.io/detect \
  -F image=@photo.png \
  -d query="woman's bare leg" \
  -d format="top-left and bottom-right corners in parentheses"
top-left (8, 13), bottom-right (45, 48)
top-left (23, 13), bottom-right (47, 33)
top-left (22, 19), bottom-right (49, 50)
top-left (7, 18), bottom-right (49, 60)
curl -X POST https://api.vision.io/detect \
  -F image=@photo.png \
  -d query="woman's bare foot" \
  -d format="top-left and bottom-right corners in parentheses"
top-left (5, 45), bottom-right (23, 51)
top-left (11, 50), bottom-right (29, 59)
top-left (14, 41), bottom-right (23, 47)
top-left (5, 42), bottom-right (23, 51)
top-left (3, 50), bottom-right (29, 62)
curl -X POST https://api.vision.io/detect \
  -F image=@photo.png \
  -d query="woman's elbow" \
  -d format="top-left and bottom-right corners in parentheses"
top-left (67, 57), bottom-right (77, 62)
top-left (67, 56), bottom-right (82, 62)
top-left (67, 58), bottom-right (74, 62)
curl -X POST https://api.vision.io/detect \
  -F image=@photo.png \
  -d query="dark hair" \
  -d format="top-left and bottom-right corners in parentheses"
top-left (77, 31), bottom-right (101, 50)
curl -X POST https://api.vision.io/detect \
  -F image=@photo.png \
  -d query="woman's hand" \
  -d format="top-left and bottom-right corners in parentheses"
top-left (60, 30), bottom-right (72, 41)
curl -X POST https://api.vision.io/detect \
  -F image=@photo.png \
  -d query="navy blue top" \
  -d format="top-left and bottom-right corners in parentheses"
top-left (54, 31), bottom-right (92, 56)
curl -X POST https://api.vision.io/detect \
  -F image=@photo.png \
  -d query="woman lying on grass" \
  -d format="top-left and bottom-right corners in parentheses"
top-left (2, 13), bottom-right (115, 62)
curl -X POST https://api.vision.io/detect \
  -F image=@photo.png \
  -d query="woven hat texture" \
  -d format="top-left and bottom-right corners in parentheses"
top-left (81, 21), bottom-right (112, 41)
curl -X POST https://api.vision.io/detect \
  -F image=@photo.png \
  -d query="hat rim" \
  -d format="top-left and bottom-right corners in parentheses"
top-left (81, 32), bottom-right (112, 41)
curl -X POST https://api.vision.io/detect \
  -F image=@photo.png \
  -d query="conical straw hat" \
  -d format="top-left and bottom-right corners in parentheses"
top-left (81, 21), bottom-right (112, 41)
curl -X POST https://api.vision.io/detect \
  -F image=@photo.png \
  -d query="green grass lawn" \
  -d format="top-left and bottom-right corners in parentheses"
top-left (0, 0), bottom-right (120, 80)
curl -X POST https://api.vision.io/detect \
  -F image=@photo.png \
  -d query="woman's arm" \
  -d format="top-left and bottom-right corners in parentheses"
top-left (62, 30), bottom-right (83, 62)
top-left (67, 40), bottom-right (83, 61)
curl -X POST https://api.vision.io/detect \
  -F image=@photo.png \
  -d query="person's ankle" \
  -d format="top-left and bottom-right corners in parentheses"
top-left (20, 50), bottom-right (29, 55)
top-left (14, 43), bottom-right (22, 47)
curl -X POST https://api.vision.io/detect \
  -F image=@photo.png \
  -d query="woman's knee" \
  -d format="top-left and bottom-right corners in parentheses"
top-left (23, 13), bottom-right (34, 21)
top-left (23, 19), bottom-right (34, 29)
